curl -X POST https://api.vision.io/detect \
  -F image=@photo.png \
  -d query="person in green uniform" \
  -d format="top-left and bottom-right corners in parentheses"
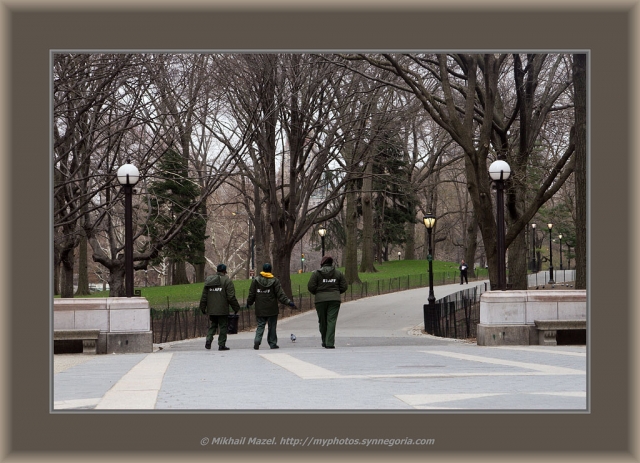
top-left (307, 255), bottom-right (348, 349)
top-left (199, 264), bottom-right (241, 351)
top-left (246, 263), bottom-right (296, 350)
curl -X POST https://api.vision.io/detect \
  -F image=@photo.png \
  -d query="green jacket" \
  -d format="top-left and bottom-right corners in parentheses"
top-left (247, 273), bottom-right (292, 317)
top-left (307, 265), bottom-right (348, 303)
top-left (199, 272), bottom-right (241, 316)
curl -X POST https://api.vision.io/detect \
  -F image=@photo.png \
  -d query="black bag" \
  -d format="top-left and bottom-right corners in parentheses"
top-left (227, 313), bottom-right (239, 334)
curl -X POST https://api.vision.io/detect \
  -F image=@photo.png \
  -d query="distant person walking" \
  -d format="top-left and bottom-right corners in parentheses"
top-left (459, 259), bottom-right (469, 285)
top-left (246, 263), bottom-right (296, 350)
top-left (307, 256), bottom-right (348, 349)
top-left (199, 264), bottom-right (241, 351)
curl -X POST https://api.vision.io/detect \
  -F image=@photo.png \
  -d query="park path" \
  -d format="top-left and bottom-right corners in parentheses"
top-left (53, 275), bottom-right (586, 411)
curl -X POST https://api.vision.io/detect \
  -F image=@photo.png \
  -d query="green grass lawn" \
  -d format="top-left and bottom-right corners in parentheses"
top-left (67, 259), bottom-right (488, 309)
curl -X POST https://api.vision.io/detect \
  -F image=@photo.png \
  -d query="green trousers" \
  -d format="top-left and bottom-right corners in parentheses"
top-left (315, 300), bottom-right (341, 347)
top-left (254, 315), bottom-right (278, 347)
top-left (207, 315), bottom-right (228, 346)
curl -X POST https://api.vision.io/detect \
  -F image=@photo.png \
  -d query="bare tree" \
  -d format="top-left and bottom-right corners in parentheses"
top-left (54, 53), bottom-right (238, 297)
top-left (338, 53), bottom-right (576, 289)
top-left (215, 54), bottom-right (361, 294)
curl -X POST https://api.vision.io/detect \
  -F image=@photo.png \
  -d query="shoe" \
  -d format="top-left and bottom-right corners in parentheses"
top-left (254, 343), bottom-right (260, 350)
top-left (205, 340), bottom-right (212, 350)
top-left (324, 345), bottom-right (335, 349)
top-left (218, 345), bottom-right (230, 351)
top-left (270, 345), bottom-right (279, 349)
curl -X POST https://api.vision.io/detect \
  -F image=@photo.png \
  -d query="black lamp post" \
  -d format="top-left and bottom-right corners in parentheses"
top-left (547, 223), bottom-right (555, 284)
top-left (489, 159), bottom-right (511, 291)
top-left (559, 234), bottom-right (563, 270)
top-left (398, 251), bottom-right (401, 261)
top-left (117, 160), bottom-right (140, 298)
top-left (423, 213), bottom-right (437, 306)
top-left (318, 226), bottom-right (327, 257)
top-left (531, 223), bottom-right (537, 272)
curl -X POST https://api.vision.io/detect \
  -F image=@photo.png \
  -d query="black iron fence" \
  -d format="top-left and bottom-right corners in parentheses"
top-left (150, 301), bottom-right (317, 344)
top-left (423, 283), bottom-right (488, 340)
top-left (150, 270), bottom-right (490, 344)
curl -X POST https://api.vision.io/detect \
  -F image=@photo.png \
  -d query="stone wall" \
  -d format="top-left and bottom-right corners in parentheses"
top-left (53, 297), bottom-right (152, 354)
top-left (476, 290), bottom-right (586, 346)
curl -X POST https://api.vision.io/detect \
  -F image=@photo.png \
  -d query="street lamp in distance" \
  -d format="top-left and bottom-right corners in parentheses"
top-left (489, 159), bottom-right (511, 291)
top-left (398, 251), bottom-right (401, 260)
top-left (531, 223), bottom-right (537, 273)
top-left (558, 233), bottom-right (563, 270)
top-left (116, 160), bottom-right (140, 298)
top-left (423, 213), bottom-right (437, 306)
top-left (318, 226), bottom-right (327, 257)
top-left (547, 223), bottom-right (555, 284)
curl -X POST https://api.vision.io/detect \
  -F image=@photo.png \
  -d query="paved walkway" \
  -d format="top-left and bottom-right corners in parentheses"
top-left (53, 280), bottom-right (586, 411)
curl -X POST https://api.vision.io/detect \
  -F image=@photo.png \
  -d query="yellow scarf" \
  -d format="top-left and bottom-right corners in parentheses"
top-left (260, 272), bottom-right (274, 278)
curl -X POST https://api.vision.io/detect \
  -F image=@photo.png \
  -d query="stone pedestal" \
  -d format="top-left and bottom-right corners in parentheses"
top-left (53, 297), bottom-right (153, 354)
top-left (477, 290), bottom-right (586, 346)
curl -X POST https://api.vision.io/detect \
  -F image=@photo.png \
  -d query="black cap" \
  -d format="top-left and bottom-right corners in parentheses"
top-left (320, 256), bottom-right (333, 267)
top-left (217, 264), bottom-right (227, 273)
top-left (262, 263), bottom-right (272, 272)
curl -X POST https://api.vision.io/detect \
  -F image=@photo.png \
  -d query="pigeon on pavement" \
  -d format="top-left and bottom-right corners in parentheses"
top-left (291, 334), bottom-right (296, 342)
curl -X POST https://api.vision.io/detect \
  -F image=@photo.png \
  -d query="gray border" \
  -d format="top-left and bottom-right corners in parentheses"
top-left (3, 3), bottom-right (635, 461)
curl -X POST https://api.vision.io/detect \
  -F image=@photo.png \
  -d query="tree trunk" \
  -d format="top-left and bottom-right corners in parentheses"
top-left (507, 231), bottom-right (528, 289)
top-left (109, 264), bottom-right (126, 297)
top-left (464, 210), bottom-right (478, 278)
top-left (53, 246), bottom-right (61, 296)
top-left (193, 263), bottom-right (205, 284)
top-left (172, 260), bottom-right (189, 285)
top-left (465, 155), bottom-right (500, 289)
top-left (344, 179), bottom-right (361, 284)
top-left (75, 229), bottom-right (91, 296)
top-left (60, 247), bottom-right (75, 298)
top-left (359, 158), bottom-right (377, 272)
top-left (271, 240), bottom-right (294, 297)
top-left (573, 54), bottom-right (587, 290)
top-left (253, 183), bottom-right (271, 270)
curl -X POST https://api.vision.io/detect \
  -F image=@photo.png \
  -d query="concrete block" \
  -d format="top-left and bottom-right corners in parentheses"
top-left (106, 331), bottom-right (153, 354)
top-left (74, 310), bottom-right (109, 331)
top-left (481, 291), bottom-right (528, 304)
top-left (480, 302), bottom-right (526, 325)
top-left (107, 297), bottom-right (150, 311)
top-left (54, 311), bottom-right (75, 330)
top-left (527, 291), bottom-right (583, 302)
top-left (54, 298), bottom-right (109, 311)
top-left (53, 329), bottom-right (100, 340)
top-left (557, 302), bottom-right (587, 320)
top-left (97, 333), bottom-right (108, 355)
top-left (54, 297), bottom-right (152, 354)
top-left (525, 301), bottom-right (558, 324)
top-left (477, 324), bottom-right (531, 346)
top-left (110, 309), bottom-right (150, 332)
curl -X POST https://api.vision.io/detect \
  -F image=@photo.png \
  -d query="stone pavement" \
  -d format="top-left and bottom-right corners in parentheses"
top-left (53, 280), bottom-right (587, 411)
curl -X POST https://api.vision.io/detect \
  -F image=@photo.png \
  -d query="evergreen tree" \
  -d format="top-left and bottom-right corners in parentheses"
top-left (146, 149), bottom-right (207, 283)
top-left (372, 132), bottom-right (418, 261)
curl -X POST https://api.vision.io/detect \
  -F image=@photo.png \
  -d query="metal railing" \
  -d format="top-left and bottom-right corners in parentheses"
top-left (150, 302), bottom-right (317, 344)
top-left (150, 269), bottom-right (489, 344)
top-left (527, 269), bottom-right (576, 287)
top-left (423, 284), bottom-right (488, 340)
